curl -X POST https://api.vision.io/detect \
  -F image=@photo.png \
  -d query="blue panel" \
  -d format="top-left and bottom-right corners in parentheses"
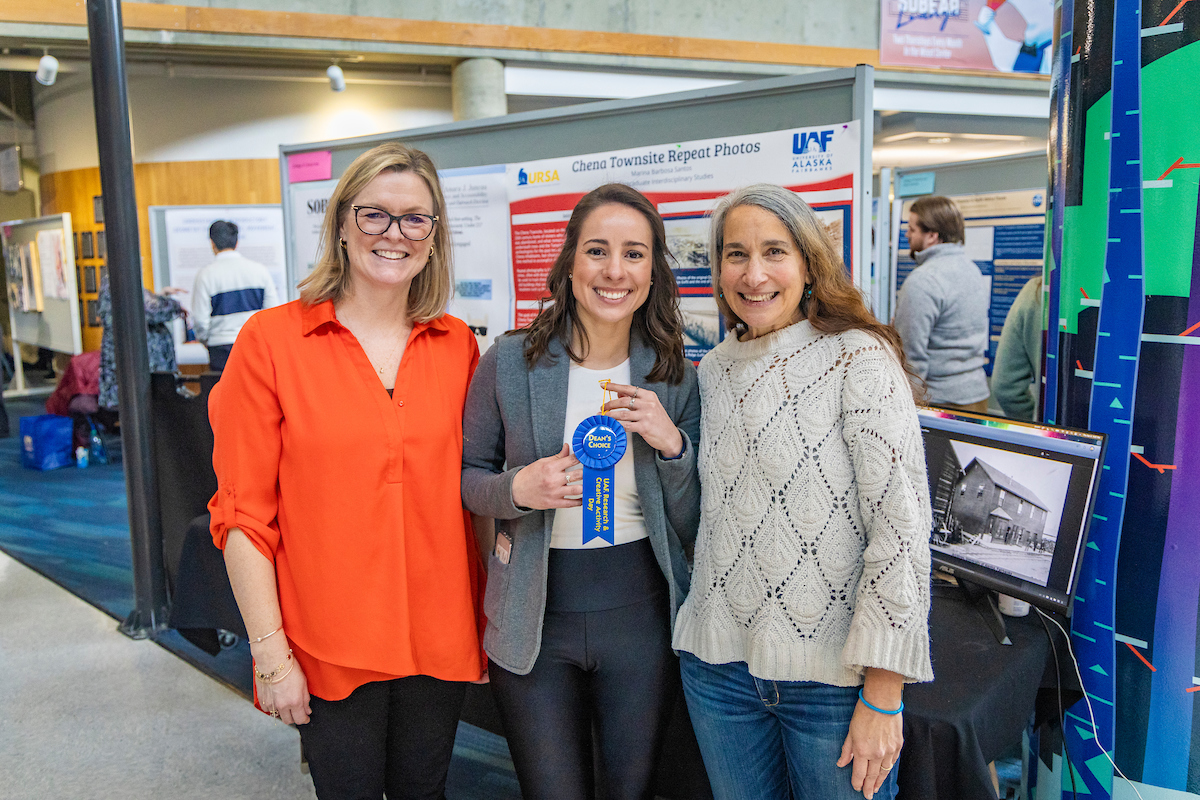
top-left (1063, 3), bottom-right (1144, 798)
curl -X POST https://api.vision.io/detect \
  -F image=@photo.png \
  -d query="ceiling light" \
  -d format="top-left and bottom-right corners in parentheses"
top-left (36, 51), bottom-right (59, 86)
top-left (327, 63), bottom-right (346, 92)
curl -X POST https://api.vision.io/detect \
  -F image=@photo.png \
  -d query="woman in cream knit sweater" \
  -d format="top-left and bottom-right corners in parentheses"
top-left (673, 184), bottom-right (933, 800)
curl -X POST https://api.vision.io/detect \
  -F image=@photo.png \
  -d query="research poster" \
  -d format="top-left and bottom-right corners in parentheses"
top-left (879, 0), bottom-right (1054, 75)
top-left (439, 164), bottom-right (514, 352)
top-left (160, 206), bottom-right (288, 318)
top-left (35, 229), bottom-right (70, 301)
top-left (894, 188), bottom-right (1046, 374)
top-left (507, 121), bottom-right (861, 360)
top-left (287, 178), bottom-right (340, 294)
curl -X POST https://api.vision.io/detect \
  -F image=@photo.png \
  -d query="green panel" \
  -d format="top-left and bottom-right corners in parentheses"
top-left (1060, 90), bottom-right (1111, 335)
top-left (1141, 41), bottom-right (1200, 299)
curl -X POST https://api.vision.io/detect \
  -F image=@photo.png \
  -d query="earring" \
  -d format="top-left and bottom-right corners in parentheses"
top-left (804, 284), bottom-right (813, 299)
top-left (339, 238), bottom-right (347, 249)
top-left (718, 291), bottom-right (724, 298)
top-left (568, 273), bottom-right (573, 281)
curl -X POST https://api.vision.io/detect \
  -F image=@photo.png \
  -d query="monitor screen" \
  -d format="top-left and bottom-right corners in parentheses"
top-left (918, 407), bottom-right (1107, 616)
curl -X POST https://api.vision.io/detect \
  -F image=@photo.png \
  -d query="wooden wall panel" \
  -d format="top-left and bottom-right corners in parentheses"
top-left (39, 158), bottom-right (280, 351)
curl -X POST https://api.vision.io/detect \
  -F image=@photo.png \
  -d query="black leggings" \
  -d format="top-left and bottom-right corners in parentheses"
top-left (297, 675), bottom-right (466, 800)
top-left (489, 539), bottom-right (679, 800)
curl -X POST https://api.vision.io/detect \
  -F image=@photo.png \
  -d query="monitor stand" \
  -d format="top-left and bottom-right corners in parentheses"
top-left (957, 578), bottom-right (1012, 646)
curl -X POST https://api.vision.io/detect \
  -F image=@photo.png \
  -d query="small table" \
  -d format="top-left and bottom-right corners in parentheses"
top-left (898, 585), bottom-right (1051, 800)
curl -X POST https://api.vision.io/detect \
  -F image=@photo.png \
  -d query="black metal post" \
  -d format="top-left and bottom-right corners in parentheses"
top-left (86, 0), bottom-right (169, 639)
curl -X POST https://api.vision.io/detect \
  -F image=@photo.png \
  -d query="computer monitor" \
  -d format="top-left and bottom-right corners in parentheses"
top-left (918, 407), bottom-right (1107, 617)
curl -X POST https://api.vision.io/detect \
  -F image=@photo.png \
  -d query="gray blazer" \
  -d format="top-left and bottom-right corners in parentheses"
top-left (461, 330), bottom-right (701, 675)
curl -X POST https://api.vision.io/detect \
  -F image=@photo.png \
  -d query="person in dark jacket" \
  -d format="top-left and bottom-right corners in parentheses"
top-left (461, 183), bottom-right (701, 800)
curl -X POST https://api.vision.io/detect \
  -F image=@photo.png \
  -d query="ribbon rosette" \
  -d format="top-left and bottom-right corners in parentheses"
top-left (572, 414), bottom-right (627, 545)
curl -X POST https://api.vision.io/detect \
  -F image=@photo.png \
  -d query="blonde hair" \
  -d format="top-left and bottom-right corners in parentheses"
top-left (298, 142), bottom-right (453, 322)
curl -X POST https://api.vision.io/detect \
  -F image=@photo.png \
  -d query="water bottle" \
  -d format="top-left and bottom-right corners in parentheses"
top-left (75, 446), bottom-right (89, 468)
top-left (88, 420), bottom-right (109, 465)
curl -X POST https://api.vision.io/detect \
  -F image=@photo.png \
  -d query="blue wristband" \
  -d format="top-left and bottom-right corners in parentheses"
top-left (859, 689), bottom-right (903, 715)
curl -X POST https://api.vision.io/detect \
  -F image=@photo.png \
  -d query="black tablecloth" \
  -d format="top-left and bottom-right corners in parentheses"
top-left (898, 585), bottom-right (1050, 800)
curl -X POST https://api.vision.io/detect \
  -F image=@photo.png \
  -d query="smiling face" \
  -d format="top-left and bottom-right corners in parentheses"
top-left (339, 169), bottom-right (436, 295)
top-left (719, 204), bottom-right (808, 339)
top-left (570, 203), bottom-right (655, 335)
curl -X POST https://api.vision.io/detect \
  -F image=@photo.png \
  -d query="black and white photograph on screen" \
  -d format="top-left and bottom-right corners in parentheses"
top-left (927, 440), bottom-right (1071, 587)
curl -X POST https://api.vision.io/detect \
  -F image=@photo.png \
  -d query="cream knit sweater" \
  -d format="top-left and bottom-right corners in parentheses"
top-left (673, 321), bottom-right (934, 685)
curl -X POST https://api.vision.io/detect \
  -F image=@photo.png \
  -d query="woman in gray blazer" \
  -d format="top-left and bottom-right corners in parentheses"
top-left (462, 183), bottom-right (701, 800)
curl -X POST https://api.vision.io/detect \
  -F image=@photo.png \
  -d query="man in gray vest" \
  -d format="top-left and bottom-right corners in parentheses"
top-left (191, 220), bottom-right (280, 372)
top-left (894, 195), bottom-right (990, 412)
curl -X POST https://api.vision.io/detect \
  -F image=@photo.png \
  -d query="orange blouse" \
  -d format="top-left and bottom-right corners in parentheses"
top-left (208, 299), bottom-right (485, 701)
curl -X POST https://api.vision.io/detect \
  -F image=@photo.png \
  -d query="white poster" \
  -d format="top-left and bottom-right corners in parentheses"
top-left (288, 178), bottom-right (339, 294)
top-left (161, 206), bottom-right (287, 318)
top-left (506, 122), bottom-right (861, 360)
top-left (440, 164), bottom-right (513, 352)
top-left (35, 229), bottom-right (70, 300)
top-left (894, 188), bottom-right (1046, 374)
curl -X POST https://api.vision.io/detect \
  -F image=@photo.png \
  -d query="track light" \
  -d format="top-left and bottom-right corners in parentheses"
top-left (327, 63), bottom-right (346, 92)
top-left (36, 51), bottom-right (59, 86)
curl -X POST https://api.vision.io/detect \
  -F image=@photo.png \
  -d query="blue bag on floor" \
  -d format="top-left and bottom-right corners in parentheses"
top-left (20, 414), bottom-right (75, 471)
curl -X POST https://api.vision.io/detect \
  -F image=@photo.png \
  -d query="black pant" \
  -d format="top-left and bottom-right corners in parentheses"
top-left (489, 540), bottom-right (679, 800)
top-left (207, 343), bottom-right (233, 372)
top-left (297, 675), bottom-right (467, 800)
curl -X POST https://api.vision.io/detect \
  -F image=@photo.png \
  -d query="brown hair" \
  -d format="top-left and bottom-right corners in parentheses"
top-left (519, 183), bottom-right (687, 385)
top-left (710, 183), bottom-right (923, 402)
top-left (298, 142), bottom-right (453, 323)
top-left (908, 195), bottom-right (965, 246)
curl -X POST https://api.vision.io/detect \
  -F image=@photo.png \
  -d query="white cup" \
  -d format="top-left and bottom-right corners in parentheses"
top-left (998, 593), bottom-right (1030, 617)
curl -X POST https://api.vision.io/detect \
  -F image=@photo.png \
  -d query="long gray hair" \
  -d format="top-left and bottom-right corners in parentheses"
top-left (708, 183), bottom-right (919, 400)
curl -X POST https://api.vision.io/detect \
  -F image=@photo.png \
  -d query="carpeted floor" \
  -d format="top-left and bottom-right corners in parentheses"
top-left (0, 395), bottom-right (522, 800)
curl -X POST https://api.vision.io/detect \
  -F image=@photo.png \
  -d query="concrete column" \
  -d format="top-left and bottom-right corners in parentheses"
top-left (451, 57), bottom-right (507, 121)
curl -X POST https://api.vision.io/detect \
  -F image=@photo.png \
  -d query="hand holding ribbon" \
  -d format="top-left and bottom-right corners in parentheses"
top-left (601, 382), bottom-right (684, 458)
top-left (511, 443), bottom-right (583, 510)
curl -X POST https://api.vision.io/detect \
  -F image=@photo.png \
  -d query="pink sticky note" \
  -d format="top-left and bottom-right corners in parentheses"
top-left (288, 150), bottom-right (333, 183)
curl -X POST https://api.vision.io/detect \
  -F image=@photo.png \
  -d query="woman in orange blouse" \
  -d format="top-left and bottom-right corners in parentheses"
top-left (209, 142), bottom-right (485, 800)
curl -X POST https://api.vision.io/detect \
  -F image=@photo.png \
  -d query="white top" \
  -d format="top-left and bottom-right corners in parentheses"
top-left (191, 250), bottom-right (281, 347)
top-left (550, 359), bottom-right (648, 549)
top-left (672, 321), bottom-right (934, 686)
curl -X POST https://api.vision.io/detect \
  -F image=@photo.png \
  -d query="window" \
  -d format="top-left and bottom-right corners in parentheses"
top-left (977, 486), bottom-right (984, 498)
top-left (999, 489), bottom-right (1006, 502)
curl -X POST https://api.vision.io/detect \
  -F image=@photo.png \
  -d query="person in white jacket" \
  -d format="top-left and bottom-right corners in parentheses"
top-left (191, 220), bottom-right (281, 371)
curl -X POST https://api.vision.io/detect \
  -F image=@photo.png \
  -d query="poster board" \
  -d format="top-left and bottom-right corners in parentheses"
top-left (2, 212), bottom-right (82, 355)
top-left (147, 204), bottom-right (287, 363)
top-left (505, 123), bottom-right (861, 359)
top-left (894, 187), bottom-right (1046, 375)
top-left (279, 68), bottom-right (876, 336)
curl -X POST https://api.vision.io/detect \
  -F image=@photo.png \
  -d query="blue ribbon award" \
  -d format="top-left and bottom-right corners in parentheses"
top-left (572, 414), bottom-right (627, 545)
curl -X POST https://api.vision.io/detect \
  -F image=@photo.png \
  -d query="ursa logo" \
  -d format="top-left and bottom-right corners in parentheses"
top-left (518, 167), bottom-right (560, 186)
top-left (1032, 193), bottom-right (1044, 208)
top-left (791, 129), bottom-right (836, 175)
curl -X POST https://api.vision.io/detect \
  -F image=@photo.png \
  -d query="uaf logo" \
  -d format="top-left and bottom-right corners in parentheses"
top-left (791, 129), bottom-right (836, 175)
top-left (518, 167), bottom-right (560, 186)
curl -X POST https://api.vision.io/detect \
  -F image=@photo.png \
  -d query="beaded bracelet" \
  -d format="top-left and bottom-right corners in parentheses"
top-left (858, 689), bottom-right (903, 715)
top-left (254, 649), bottom-right (293, 682)
top-left (267, 660), bottom-right (295, 685)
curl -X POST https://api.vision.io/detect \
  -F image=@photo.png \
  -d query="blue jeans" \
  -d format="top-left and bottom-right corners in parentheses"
top-left (681, 651), bottom-right (899, 800)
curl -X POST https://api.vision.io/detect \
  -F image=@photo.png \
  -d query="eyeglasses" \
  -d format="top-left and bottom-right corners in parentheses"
top-left (352, 206), bottom-right (439, 240)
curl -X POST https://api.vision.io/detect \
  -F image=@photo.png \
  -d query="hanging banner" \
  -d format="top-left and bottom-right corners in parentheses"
top-left (895, 188), bottom-right (1045, 374)
top-left (507, 121), bottom-right (861, 360)
top-left (440, 164), bottom-right (514, 351)
top-left (879, 0), bottom-right (1054, 75)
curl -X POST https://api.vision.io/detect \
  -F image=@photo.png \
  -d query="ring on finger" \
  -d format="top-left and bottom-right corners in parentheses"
top-left (630, 397), bottom-right (636, 409)
top-left (632, 387), bottom-right (640, 400)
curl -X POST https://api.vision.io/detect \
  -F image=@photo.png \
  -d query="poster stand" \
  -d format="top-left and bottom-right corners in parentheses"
top-left (2, 212), bottom-right (82, 397)
top-left (278, 67), bottom-right (876, 330)
top-left (886, 153), bottom-right (1049, 381)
